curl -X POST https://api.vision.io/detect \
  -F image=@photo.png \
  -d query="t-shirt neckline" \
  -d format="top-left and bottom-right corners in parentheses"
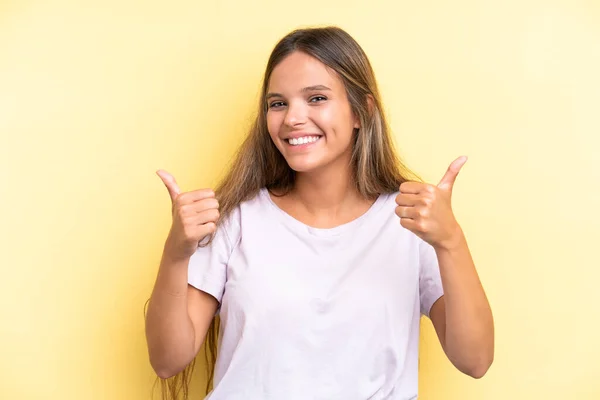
top-left (260, 188), bottom-right (388, 238)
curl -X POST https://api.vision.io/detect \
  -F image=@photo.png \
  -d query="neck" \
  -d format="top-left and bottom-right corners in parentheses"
top-left (291, 162), bottom-right (360, 216)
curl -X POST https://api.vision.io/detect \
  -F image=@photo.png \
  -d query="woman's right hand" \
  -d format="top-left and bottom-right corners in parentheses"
top-left (156, 170), bottom-right (220, 262)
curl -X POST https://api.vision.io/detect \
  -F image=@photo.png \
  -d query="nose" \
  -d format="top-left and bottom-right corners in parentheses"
top-left (283, 101), bottom-right (307, 127)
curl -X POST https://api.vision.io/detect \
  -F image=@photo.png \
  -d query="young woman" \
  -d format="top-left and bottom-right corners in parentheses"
top-left (145, 26), bottom-right (494, 400)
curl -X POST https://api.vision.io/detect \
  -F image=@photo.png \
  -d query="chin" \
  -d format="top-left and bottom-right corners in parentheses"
top-left (286, 163), bottom-right (317, 173)
top-left (284, 158), bottom-right (324, 173)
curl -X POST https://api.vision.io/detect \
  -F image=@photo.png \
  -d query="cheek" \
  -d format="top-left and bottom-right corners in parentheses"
top-left (266, 113), bottom-right (280, 140)
top-left (313, 105), bottom-right (354, 136)
top-left (313, 106), bottom-right (334, 127)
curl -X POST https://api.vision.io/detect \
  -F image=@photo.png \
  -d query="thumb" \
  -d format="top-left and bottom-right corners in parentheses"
top-left (156, 169), bottom-right (181, 203)
top-left (437, 156), bottom-right (468, 192)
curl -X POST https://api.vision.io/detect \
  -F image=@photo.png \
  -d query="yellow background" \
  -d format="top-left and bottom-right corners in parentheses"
top-left (1, 0), bottom-right (599, 399)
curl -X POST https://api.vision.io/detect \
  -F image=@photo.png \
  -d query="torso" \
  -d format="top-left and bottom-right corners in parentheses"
top-left (267, 188), bottom-right (378, 229)
top-left (195, 188), bottom-right (437, 400)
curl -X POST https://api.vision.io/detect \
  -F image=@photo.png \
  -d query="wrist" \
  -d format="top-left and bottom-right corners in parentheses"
top-left (162, 239), bottom-right (191, 266)
top-left (435, 225), bottom-right (466, 253)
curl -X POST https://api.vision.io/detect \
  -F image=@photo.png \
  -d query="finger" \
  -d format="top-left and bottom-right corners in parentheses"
top-left (190, 197), bottom-right (219, 212)
top-left (400, 217), bottom-right (418, 231)
top-left (196, 222), bottom-right (217, 238)
top-left (395, 206), bottom-right (418, 219)
top-left (156, 169), bottom-right (181, 203)
top-left (400, 181), bottom-right (430, 194)
top-left (437, 156), bottom-right (467, 191)
top-left (178, 189), bottom-right (216, 205)
top-left (395, 193), bottom-right (419, 207)
top-left (194, 208), bottom-right (220, 225)
top-left (178, 198), bottom-right (219, 217)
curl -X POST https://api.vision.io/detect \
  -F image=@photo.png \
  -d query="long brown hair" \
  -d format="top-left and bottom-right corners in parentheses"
top-left (153, 25), bottom-right (423, 399)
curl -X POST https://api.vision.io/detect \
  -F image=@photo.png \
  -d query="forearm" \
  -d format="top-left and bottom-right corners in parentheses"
top-left (145, 251), bottom-right (196, 378)
top-left (435, 229), bottom-right (494, 377)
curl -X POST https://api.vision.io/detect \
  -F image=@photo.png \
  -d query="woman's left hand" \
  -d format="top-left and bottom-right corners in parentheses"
top-left (395, 156), bottom-right (468, 250)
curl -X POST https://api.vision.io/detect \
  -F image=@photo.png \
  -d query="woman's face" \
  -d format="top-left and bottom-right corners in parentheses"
top-left (266, 51), bottom-right (359, 174)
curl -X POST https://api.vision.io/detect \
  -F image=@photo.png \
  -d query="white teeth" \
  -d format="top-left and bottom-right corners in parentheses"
top-left (288, 136), bottom-right (320, 146)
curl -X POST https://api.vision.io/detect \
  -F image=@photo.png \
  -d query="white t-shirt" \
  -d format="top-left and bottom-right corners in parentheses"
top-left (188, 188), bottom-right (444, 400)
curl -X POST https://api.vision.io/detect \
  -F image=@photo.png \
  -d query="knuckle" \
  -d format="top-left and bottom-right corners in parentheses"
top-left (199, 223), bottom-right (216, 239)
top-left (199, 198), bottom-right (219, 211)
top-left (182, 224), bottom-right (194, 238)
top-left (184, 217), bottom-right (198, 233)
top-left (172, 197), bottom-right (182, 210)
top-left (181, 214), bottom-right (194, 225)
top-left (179, 204), bottom-right (192, 217)
top-left (176, 192), bottom-right (189, 204)
top-left (198, 188), bottom-right (215, 198)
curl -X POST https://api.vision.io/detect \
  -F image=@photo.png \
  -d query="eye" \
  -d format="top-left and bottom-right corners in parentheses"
top-left (310, 96), bottom-right (327, 103)
top-left (268, 101), bottom-right (286, 109)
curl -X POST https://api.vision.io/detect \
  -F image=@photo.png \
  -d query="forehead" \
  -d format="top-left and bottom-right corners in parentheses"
top-left (267, 51), bottom-right (342, 92)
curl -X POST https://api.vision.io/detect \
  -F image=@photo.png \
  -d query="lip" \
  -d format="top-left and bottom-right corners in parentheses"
top-left (282, 132), bottom-right (324, 140)
top-left (283, 136), bottom-right (322, 150)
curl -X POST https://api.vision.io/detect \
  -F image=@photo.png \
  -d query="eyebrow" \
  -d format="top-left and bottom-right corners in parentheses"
top-left (266, 85), bottom-right (332, 100)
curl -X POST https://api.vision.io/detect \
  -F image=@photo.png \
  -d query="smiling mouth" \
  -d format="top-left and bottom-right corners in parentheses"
top-left (285, 135), bottom-right (322, 146)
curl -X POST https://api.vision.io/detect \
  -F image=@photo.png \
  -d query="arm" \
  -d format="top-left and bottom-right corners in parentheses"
top-left (429, 229), bottom-right (494, 378)
top-left (396, 156), bottom-right (494, 378)
top-left (147, 170), bottom-right (223, 378)
top-left (145, 249), bottom-right (218, 379)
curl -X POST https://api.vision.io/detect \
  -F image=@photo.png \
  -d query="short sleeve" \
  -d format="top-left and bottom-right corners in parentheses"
top-left (418, 238), bottom-right (444, 318)
top-left (187, 208), bottom-right (240, 303)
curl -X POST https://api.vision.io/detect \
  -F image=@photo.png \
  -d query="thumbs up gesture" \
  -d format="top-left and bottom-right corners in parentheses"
top-left (395, 156), bottom-right (467, 250)
top-left (156, 170), bottom-right (220, 262)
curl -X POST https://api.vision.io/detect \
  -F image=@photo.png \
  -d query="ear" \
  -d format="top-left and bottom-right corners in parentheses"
top-left (353, 94), bottom-right (375, 129)
top-left (366, 94), bottom-right (375, 116)
top-left (352, 108), bottom-right (361, 129)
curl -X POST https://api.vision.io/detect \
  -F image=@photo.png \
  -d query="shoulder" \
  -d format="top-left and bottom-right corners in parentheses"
top-left (215, 188), bottom-right (271, 244)
top-left (369, 189), bottom-right (424, 245)
top-left (372, 190), bottom-right (400, 217)
top-left (381, 190), bottom-right (400, 205)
